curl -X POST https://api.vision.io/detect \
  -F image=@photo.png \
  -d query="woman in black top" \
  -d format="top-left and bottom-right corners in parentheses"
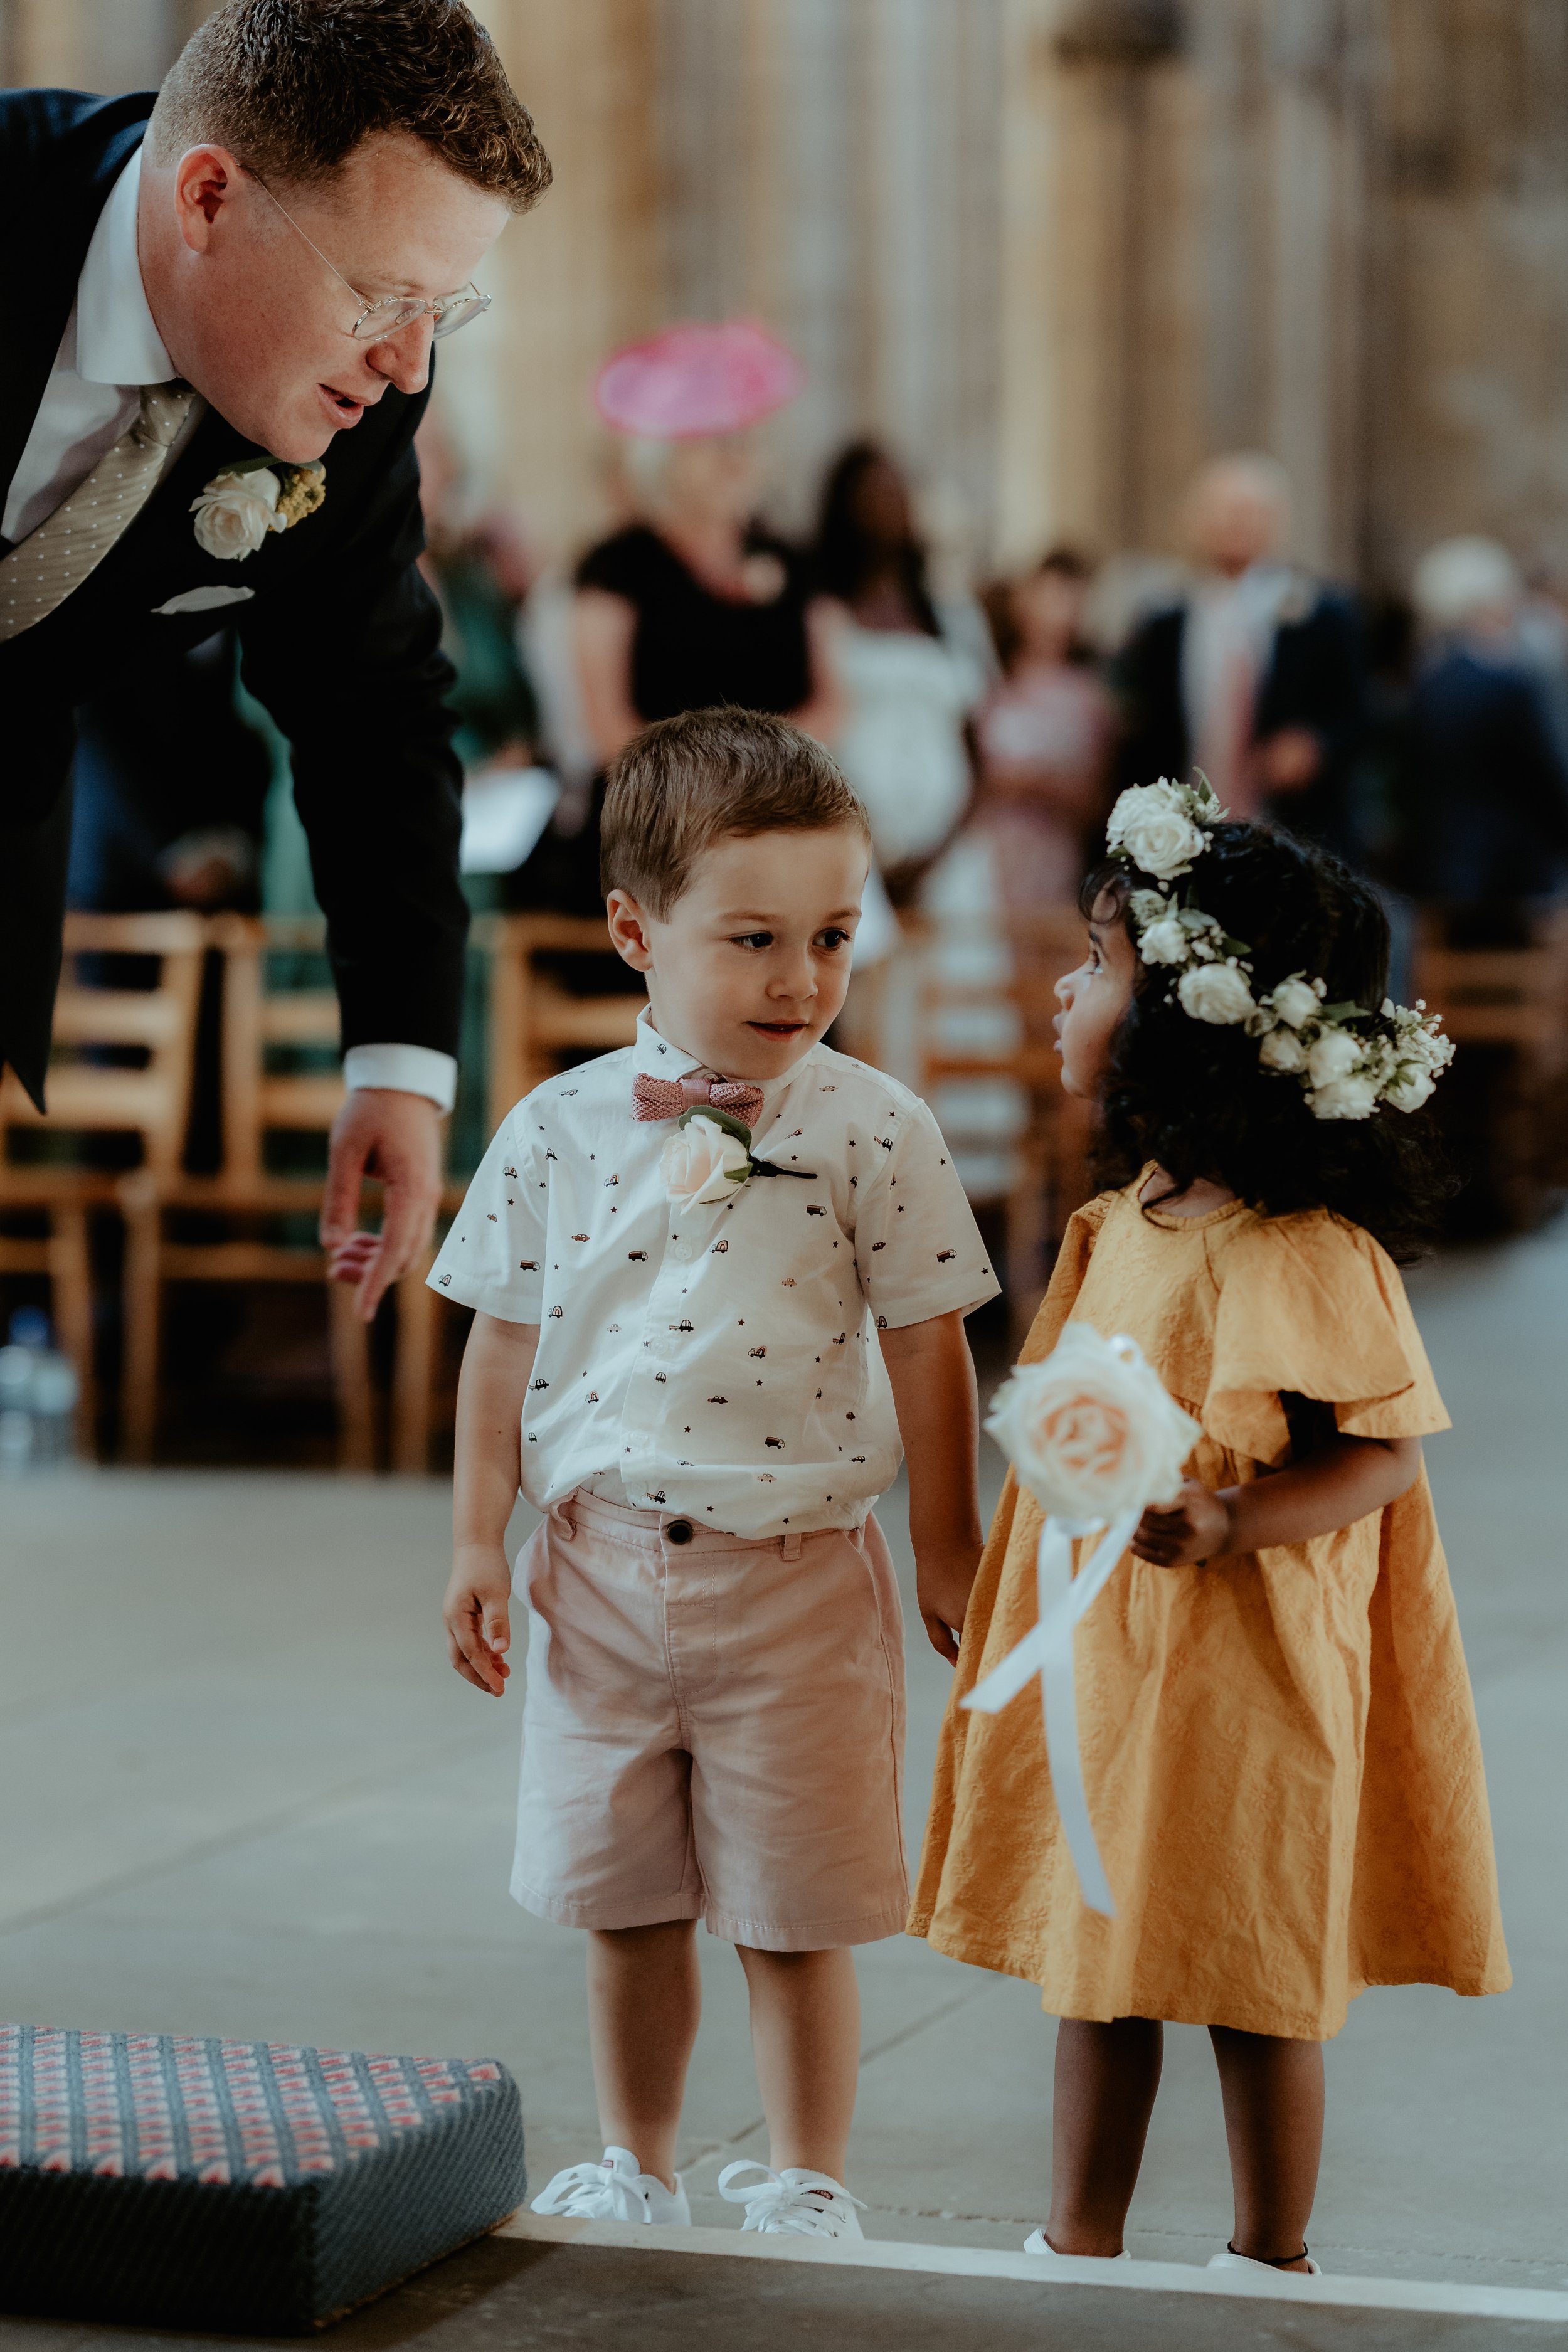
top-left (509, 326), bottom-right (837, 915)
top-left (573, 434), bottom-right (839, 762)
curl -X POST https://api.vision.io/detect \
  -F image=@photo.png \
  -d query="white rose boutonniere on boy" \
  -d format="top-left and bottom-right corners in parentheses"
top-left (660, 1108), bottom-right (820, 1209)
top-left (191, 455), bottom-right (326, 561)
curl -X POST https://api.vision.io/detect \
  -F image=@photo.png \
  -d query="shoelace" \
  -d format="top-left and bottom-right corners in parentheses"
top-left (531, 2159), bottom-right (654, 2222)
top-left (716, 2159), bottom-right (866, 2235)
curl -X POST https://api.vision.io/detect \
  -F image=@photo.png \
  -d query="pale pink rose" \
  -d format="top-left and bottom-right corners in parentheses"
top-left (986, 1323), bottom-right (1199, 1521)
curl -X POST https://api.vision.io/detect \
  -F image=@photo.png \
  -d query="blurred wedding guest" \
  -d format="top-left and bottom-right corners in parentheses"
top-left (1115, 453), bottom-right (1365, 847)
top-left (66, 630), bottom-right (271, 914)
top-left (811, 442), bottom-right (984, 903)
top-left (416, 412), bottom-right (539, 775)
top-left (1406, 537), bottom-right (1568, 913)
top-left (510, 321), bottom-right (837, 914)
top-left (972, 548), bottom-right (1116, 911)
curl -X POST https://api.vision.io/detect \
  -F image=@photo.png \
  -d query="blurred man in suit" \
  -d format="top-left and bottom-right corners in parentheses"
top-left (0, 0), bottom-right (550, 1316)
top-left (1115, 454), bottom-right (1365, 850)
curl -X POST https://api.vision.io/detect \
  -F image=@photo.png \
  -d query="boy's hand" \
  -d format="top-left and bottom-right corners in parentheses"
top-left (916, 1543), bottom-right (982, 1666)
top-left (1131, 1480), bottom-right (1231, 1568)
top-left (444, 1543), bottom-right (514, 1695)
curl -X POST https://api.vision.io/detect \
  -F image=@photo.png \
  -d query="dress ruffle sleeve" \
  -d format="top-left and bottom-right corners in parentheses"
top-left (1202, 1214), bottom-right (1450, 1466)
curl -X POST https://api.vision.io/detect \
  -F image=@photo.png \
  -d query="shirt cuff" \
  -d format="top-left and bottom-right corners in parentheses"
top-left (342, 1044), bottom-right (458, 1112)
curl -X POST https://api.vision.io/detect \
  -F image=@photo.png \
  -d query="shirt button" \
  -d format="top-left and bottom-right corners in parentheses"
top-left (669, 1241), bottom-right (691, 1263)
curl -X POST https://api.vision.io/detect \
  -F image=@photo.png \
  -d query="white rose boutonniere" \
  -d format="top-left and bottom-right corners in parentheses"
top-left (191, 457), bottom-right (326, 561)
top-left (660, 1113), bottom-right (754, 1207)
top-left (660, 1106), bottom-right (821, 1209)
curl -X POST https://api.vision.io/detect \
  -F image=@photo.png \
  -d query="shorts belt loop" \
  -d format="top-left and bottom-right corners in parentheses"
top-left (552, 1494), bottom-right (578, 1540)
top-left (781, 1531), bottom-right (802, 1562)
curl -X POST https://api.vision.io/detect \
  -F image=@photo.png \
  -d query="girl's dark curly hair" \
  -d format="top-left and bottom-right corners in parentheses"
top-left (1083, 822), bottom-right (1452, 1263)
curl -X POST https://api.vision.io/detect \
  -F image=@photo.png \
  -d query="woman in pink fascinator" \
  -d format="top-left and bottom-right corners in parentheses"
top-left (504, 322), bottom-right (844, 924)
top-left (573, 321), bottom-right (841, 769)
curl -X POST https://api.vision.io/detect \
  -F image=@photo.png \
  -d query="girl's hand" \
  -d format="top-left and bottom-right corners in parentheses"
top-left (1131, 1480), bottom-right (1231, 1568)
top-left (443, 1543), bottom-right (513, 1694)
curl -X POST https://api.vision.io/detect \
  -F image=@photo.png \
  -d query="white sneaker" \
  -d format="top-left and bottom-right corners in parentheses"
top-left (1208, 2245), bottom-right (1322, 2275)
top-left (718, 2159), bottom-right (867, 2240)
top-left (531, 2146), bottom-right (691, 2225)
top-left (1023, 2229), bottom-right (1131, 2262)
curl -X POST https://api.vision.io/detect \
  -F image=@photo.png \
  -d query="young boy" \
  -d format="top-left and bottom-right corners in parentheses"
top-left (431, 707), bottom-right (998, 2238)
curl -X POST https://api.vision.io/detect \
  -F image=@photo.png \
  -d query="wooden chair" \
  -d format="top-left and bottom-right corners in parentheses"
top-left (916, 908), bottom-right (1093, 1342)
top-left (0, 911), bottom-right (207, 1453)
top-left (118, 915), bottom-right (374, 1466)
top-left (1412, 903), bottom-right (1568, 1223)
top-left (482, 911), bottom-right (644, 1129)
top-left (388, 914), bottom-right (643, 1476)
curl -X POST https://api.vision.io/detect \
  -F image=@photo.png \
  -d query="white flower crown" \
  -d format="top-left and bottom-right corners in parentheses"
top-left (1105, 776), bottom-right (1453, 1121)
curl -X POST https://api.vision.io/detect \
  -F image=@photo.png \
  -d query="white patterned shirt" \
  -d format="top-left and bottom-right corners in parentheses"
top-left (429, 1008), bottom-right (999, 1537)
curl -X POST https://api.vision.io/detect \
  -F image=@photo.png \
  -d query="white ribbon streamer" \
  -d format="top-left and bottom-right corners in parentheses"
top-left (961, 1505), bottom-right (1142, 1916)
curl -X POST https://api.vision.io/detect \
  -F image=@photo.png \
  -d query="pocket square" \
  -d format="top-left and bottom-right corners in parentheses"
top-left (154, 585), bottom-right (257, 615)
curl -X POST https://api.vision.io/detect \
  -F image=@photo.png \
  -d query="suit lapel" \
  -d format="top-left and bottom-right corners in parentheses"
top-left (0, 92), bottom-right (156, 522)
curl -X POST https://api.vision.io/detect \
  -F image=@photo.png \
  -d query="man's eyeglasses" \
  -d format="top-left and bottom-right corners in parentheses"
top-left (244, 167), bottom-right (491, 344)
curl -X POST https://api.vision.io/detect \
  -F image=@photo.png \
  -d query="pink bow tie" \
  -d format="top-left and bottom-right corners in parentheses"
top-left (632, 1071), bottom-right (765, 1126)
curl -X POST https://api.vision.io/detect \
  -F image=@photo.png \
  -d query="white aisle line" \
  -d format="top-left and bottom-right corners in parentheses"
top-left (500, 2213), bottom-right (1568, 2324)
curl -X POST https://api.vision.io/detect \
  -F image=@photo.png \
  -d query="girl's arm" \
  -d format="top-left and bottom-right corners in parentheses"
top-left (1132, 1434), bottom-right (1423, 1567)
top-left (444, 1311), bottom-right (539, 1693)
top-left (879, 1310), bottom-right (984, 1663)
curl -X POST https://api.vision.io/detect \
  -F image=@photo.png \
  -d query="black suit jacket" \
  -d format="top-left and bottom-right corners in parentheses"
top-left (0, 87), bottom-right (468, 1107)
top-left (1113, 581), bottom-right (1366, 848)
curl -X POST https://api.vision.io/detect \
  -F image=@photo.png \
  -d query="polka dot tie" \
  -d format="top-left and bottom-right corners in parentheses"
top-left (0, 381), bottom-right (196, 642)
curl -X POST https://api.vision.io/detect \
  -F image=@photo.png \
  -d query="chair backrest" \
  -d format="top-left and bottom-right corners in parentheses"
top-left (209, 915), bottom-right (346, 1184)
top-left (486, 913), bottom-right (643, 1125)
top-left (1414, 906), bottom-right (1568, 1071)
top-left (0, 911), bottom-right (207, 1181)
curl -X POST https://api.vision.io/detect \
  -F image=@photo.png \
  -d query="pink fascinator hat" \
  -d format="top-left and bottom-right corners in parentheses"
top-left (593, 320), bottom-right (804, 440)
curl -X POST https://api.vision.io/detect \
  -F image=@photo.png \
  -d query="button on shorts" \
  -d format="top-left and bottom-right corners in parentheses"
top-left (510, 1488), bottom-right (908, 1950)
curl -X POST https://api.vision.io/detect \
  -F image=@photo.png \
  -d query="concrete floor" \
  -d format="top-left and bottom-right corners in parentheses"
top-left (0, 1217), bottom-right (1565, 2320)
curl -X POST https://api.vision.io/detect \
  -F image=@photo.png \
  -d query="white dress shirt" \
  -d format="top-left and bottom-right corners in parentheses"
top-left (4, 145), bottom-right (457, 1112)
top-left (429, 1008), bottom-right (1000, 1537)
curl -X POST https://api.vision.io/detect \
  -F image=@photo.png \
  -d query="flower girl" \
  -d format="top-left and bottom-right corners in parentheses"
top-left (911, 782), bottom-right (1510, 2275)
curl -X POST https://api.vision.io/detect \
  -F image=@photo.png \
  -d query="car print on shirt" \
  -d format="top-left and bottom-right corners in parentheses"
top-left (750, 1347), bottom-right (766, 1359)
top-left (937, 1249), bottom-right (956, 1263)
top-left (628, 1251), bottom-right (648, 1263)
top-left (712, 1239), bottom-right (728, 1253)
top-left (503, 1165), bottom-right (517, 1178)
top-left (549, 1305), bottom-right (563, 1318)
top-left (531, 1379), bottom-right (549, 1391)
top-left (806, 1205), bottom-right (825, 1217)
top-left (765, 1437), bottom-right (785, 1449)
top-left (708, 1396), bottom-right (728, 1404)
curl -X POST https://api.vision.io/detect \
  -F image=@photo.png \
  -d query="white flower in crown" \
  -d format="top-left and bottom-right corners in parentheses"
top-left (1177, 960), bottom-right (1256, 1025)
top-left (1268, 973), bottom-right (1325, 1030)
top-left (660, 1112), bottom-right (752, 1206)
top-left (987, 1323), bottom-right (1199, 1525)
top-left (1106, 775), bottom-right (1222, 882)
top-left (1309, 1070), bottom-right (1384, 1120)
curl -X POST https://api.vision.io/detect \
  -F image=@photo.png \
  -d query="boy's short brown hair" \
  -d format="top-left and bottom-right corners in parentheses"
top-left (600, 708), bottom-right (871, 918)
top-left (147, 0), bottom-right (551, 213)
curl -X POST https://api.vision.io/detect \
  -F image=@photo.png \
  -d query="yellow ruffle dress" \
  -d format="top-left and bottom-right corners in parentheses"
top-left (910, 1180), bottom-right (1510, 2040)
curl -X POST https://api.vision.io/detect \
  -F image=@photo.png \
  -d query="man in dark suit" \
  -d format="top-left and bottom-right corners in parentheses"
top-left (1114, 454), bottom-right (1365, 851)
top-left (1, 0), bottom-right (550, 1316)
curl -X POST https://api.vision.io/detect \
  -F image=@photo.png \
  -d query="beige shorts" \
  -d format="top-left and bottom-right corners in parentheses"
top-left (511, 1488), bottom-right (908, 1950)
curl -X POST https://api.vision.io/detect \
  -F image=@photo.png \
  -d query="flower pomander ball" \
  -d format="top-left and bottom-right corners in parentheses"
top-left (986, 1323), bottom-right (1200, 1528)
top-left (191, 468), bottom-right (286, 560)
top-left (660, 1112), bottom-right (751, 1207)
